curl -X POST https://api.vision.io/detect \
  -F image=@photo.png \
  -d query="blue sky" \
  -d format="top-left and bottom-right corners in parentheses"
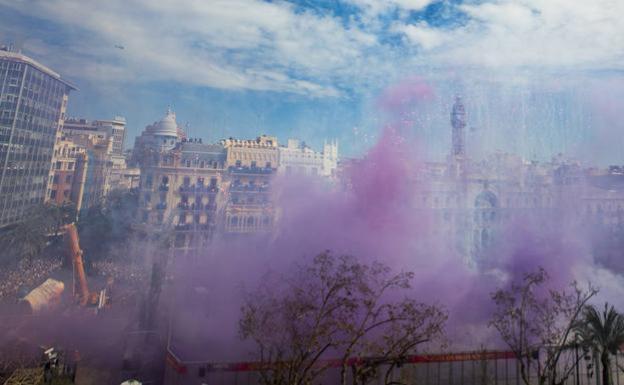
top-left (1, 0), bottom-right (623, 164)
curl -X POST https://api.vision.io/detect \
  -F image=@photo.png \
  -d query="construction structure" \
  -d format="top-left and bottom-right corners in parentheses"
top-left (19, 278), bottom-right (64, 314)
top-left (64, 223), bottom-right (108, 309)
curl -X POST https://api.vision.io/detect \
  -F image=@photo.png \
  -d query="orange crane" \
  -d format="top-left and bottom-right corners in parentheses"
top-left (63, 223), bottom-right (103, 307)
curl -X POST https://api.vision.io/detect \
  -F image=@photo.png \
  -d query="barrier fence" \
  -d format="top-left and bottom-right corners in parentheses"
top-left (163, 348), bottom-right (624, 385)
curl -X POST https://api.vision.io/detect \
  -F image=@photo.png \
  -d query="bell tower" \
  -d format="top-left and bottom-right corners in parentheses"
top-left (451, 96), bottom-right (466, 157)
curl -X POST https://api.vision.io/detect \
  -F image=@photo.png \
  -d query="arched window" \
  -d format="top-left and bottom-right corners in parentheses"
top-left (482, 229), bottom-right (489, 247)
top-left (475, 191), bottom-right (498, 208)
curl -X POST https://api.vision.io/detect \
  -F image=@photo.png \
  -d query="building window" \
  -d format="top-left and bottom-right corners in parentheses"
top-left (55, 161), bottom-right (62, 170)
top-left (50, 190), bottom-right (57, 199)
top-left (183, 176), bottom-right (190, 186)
top-left (53, 175), bottom-right (59, 184)
top-left (235, 160), bottom-right (242, 167)
top-left (63, 190), bottom-right (69, 198)
top-left (175, 234), bottom-right (185, 248)
top-left (251, 161), bottom-right (257, 168)
top-left (65, 175), bottom-right (72, 183)
top-left (68, 162), bottom-right (74, 170)
top-left (265, 162), bottom-right (271, 169)
top-left (210, 177), bottom-right (217, 188)
top-left (145, 193), bottom-right (151, 203)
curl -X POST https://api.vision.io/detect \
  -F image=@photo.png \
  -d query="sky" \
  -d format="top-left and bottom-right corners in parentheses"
top-left (1, 0), bottom-right (623, 163)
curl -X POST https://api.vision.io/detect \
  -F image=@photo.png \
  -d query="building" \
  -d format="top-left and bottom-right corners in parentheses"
top-left (63, 116), bottom-right (130, 192)
top-left (135, 110), bottom-right (224, 252)
top-left (47, 136), bottom-right (87, 211)
top-left (221, 136), bottom-right (278, 234)
top-left (132, 108), bottom-right (181, 165)
top-left (223, 135), bottom-right (279, 169)
top-left (277, 138), bottom-right (338, 177)
top-left (139, 139), bottom-right (227, 251)
top-left (47, 132), bottom-right (115, 215)
top-left (0, 45), bottom-right (76, 227)
top-left (392, 96), bottom-right (624, 266)
top-left (71, 133), bottom-right (113, 214)
top-left (63, 116), bottom-right (126, 156)
top-left (136, 114), bottom-right (338, 252)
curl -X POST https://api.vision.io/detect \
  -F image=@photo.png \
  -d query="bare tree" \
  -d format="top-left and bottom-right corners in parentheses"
top-left (489, 267), bottom-right (597, 385)
top-left (337, 261), bottom-right (446, 385)
top-left (239, 251), bottom-right (447, 385)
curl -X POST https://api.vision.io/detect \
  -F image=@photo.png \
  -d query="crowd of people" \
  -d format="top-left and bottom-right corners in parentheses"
top-left (91, 260), bottom-right (147, 286)
top-left (0, 257), bottom-right (63, 300)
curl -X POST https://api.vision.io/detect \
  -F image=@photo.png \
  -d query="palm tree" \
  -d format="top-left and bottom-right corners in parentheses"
top-left (575, 303), bottom-right (624, 385)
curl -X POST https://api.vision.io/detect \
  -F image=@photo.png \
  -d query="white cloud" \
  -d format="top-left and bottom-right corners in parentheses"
top-left (395, 0), bottom-right (624, 70)
top-left (347, 0), bottom-right (436, 15)
top-left (1, 0), bottom-right (623, 98)
top-left (392, 21), bottom-right (448, 50)
top-left (0, 0), bottom-right (382, 96)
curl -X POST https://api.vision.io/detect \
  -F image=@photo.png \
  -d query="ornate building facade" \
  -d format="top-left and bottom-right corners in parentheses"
top-left (135, 101), bottom-right (624, 263)
top-left (277, 138), bottom-right (338, 177)
top-left (410, 97), bottom-right (624, 266)
top-left (135, 112), bottom-right (310, 253)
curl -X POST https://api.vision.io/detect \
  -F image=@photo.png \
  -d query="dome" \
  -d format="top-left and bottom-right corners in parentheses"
top-left (151, 108), bottom-right (179, 137)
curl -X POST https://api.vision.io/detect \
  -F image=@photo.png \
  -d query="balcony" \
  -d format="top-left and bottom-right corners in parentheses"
top-left (179, 185), bottom-right (220, 193)
top-left (158, 184), bottom-right (169, 192)
top-left (228, 166), bottom-right (274, 175)
top-left (175, 223), bottom-right (191, 231)
top-left (229, 184), bottom-right (269, 193)
top-left (177, 202), bottom-right (191, 210)
top-left (156, 203), bottom-right (167, 210)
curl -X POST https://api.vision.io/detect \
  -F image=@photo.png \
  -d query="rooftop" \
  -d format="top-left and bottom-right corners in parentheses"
top-left (0, 47), bottom-right (77, 90)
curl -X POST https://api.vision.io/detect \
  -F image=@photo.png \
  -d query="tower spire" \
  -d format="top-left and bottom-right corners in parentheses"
top-left (451, 96), bottom-right (466, 157)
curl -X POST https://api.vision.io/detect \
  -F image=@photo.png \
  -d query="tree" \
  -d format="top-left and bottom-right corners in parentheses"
top-left (78, 189), bottom-right (139, 261)
top-left (575, 303), bottom-right (624, 385)
top-left (239, 252), bottom-right (447, 385)
top-left (489, 267), bottom-right (597, 385)
top-left (0, 203), bottom-right (63, 264)
top-left (336, 259), bottom-right (446, 385)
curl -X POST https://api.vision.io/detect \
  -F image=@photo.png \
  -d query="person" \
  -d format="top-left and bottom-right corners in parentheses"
top-left (44, 361), bottom-right (52, 384)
